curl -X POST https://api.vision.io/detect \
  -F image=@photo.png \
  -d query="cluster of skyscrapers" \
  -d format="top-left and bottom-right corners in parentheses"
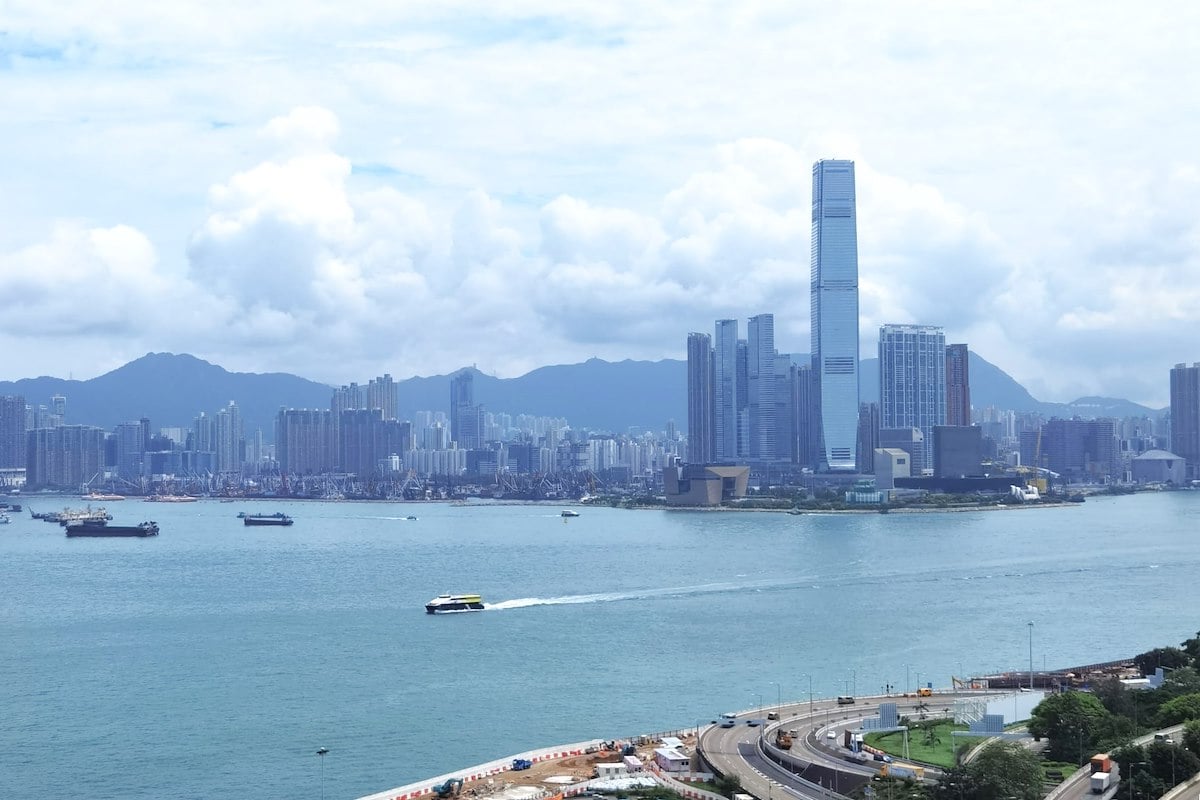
top-left (686, 160), bottom-right (974, 478)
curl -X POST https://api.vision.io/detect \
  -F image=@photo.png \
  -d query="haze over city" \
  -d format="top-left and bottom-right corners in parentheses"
top-left (2, 2), bottom-right (1198, 406)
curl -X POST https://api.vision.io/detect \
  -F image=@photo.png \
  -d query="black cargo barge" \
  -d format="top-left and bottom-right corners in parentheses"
top-left (66, 521), bottom-right (159, 538)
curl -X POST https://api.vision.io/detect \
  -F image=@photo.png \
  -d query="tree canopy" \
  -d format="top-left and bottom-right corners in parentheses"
top-left (966, 742), bottom-right (1044, 800)
top-left (1030, 691), bottom-right (1112, 763)
top-left (1157, 692), bottom-right (1200, 727)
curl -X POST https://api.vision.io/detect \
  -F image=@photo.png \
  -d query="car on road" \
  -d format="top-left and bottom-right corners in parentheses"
top-left (767, 712), bottom-right (780, 720)
top-left (747, 719), bottom-right (763, 727)
top-left (826, 730), bottom-right (838, 740)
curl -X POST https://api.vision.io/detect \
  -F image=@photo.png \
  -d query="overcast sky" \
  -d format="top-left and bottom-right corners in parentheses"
top-left (2, 2), bottom-right (1198, 406)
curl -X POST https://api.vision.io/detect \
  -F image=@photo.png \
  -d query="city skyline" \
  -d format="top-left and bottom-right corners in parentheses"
top-left (3, 4), bottom-right (1200, 407)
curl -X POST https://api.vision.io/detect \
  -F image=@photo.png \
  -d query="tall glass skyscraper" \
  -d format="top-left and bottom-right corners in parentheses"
top-left (810, 159), bottom-right (860, 471)
top-left (713, 319), bottom-right (739, 461)
top-left (747, 313), bottom-right (776, 462)
top-left (686, 332), bottom-right (714, 463)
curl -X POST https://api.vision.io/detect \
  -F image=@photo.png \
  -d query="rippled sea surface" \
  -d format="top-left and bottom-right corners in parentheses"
top-left (3, 492), bottom-right (1198, 799)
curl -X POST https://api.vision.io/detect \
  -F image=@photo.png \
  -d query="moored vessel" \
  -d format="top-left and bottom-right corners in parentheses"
top-left (58, 507), bottom-right (114, 527)
top-left (425, 594), bottom-right (486, 614)
top-left (243, 513), bottom-right (294, 526)
top-left (66, 520), bottom-right (158, 538)
top-left (561, 509), bottom-right (580, 517)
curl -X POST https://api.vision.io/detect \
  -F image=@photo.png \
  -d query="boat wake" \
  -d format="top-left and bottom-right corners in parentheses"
top-left (485, 559), bottom-right (1188, 612)
top-left (486, 577), bottom-right (816, 611)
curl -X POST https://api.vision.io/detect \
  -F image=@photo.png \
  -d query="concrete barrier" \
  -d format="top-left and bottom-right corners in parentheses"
top-left (1159, 769), bottom-right (1200, 800)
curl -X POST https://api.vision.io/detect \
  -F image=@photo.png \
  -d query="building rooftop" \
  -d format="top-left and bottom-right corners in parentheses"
top-left (1132, 449), bottom-right (1183, 461)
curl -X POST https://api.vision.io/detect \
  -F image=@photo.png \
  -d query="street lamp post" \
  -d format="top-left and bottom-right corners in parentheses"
top-left (906, 663), bottom-right (910, 695)
top-left (1028, 621), bottom-right (1035, 690)
top-left (316, 747), bottom-right (329, 800)
top-left (770, 681), bottom-right (782, 715)
top-left (805, 674), bottom-right (814, 721)
top-left (852, 669), bottom-right (857, 697)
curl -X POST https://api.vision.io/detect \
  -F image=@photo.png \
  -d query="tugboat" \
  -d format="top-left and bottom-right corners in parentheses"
top-left (66, 520), bottom-right (159, 538)
top-left (243, 513), bottom-right (294, 526)
top-left (425, 594), bottom-right (486, 614)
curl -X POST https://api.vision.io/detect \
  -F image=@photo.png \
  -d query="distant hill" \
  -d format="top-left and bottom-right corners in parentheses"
top-left (0, 353), bottom-right (332, 437)
top-left (397, 359), bottom-right (687, 432)
top-left (0, 351), bottom-right (1162, 441)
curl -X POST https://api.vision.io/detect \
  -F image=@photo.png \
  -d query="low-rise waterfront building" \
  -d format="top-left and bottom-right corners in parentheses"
top-left (662, 460), bottom-right (749, 506)
top-left (1131, 449), bottom-right (1187, 485)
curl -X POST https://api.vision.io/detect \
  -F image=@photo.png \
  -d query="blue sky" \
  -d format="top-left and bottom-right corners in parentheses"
top-left (1, 1), bottom-right (1198, 406)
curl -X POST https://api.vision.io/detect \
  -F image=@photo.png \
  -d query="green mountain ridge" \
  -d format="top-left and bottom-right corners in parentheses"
top-left (0, 351), bottom-right (1162, 438)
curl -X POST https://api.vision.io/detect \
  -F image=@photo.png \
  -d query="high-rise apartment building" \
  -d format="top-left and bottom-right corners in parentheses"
top-left (1042, 418), bottom-right (1117, 484)
top-left (879, 324), bottom-right (946, 470)
top-left (1170, 363), bottom-right (1200, 480)
top-left (215, 401), bottom-right (243, 473)
top-left (114, 421), bottom-right (146, 481)
top-left (810, 159), bottom-right (860, 471)
top-left (367, 374), bottom-right (399, 421)
top-left (946, 343), bottom-right (971, 427)
top-left (713, 319), bottom-right (739, 461)
top-left (450, 370), bottom-right (484, 450)
top-left (0, 395), bottom-right (26, 469)
top-left (25, 424), bottom-right (106, 488)
top-left (686, 332), bottom-right (714, 463)
top-left (275, 408), bottom-right (334, 474)
top-left (747, 314), bottom-right (776, 462)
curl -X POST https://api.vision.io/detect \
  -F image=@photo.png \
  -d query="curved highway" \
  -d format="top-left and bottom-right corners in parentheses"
top-left (698, 693), bottom-right (981, 800)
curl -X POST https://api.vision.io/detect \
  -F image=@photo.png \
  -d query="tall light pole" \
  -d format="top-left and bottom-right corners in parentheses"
top-left (805, 673), bottom-right (814, 720)
top-left (770, 681), bottom-right (782, 714)
top-left (316, 747), bottom-right (329, 800)
top-left (1028, 621), bottom-right (1035, 690)
top-left (906, 663), bottom-right (911, 695)
top-left (852, 669), bottom-right (857, 697)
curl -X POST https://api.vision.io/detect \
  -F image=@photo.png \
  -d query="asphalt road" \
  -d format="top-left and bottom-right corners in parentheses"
top-left (698, 694), bottom-right (980, 800)
top-left (1044, 724), bottom-right (1186, 800)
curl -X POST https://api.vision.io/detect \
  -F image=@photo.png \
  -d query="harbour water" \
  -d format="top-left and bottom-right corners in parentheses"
top-left (3, 492), bottom-right (1198, 799)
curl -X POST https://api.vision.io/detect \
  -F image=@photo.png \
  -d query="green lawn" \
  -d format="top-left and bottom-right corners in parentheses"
top-left (864, 721), bottom-right (984, 769)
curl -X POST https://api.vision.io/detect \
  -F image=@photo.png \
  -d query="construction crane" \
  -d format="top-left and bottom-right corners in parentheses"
top-left (1030, 427), bottom-right (1047, 494)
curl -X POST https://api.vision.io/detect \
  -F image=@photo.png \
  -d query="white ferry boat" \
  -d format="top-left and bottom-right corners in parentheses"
top-left (561, 509), bottom-right (580, 517)
top-left (425, 594), bottom-right (486, 614)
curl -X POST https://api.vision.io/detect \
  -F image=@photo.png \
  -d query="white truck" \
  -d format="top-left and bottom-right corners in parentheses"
top-left (1091, 772), bottom-right (1112, 794)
